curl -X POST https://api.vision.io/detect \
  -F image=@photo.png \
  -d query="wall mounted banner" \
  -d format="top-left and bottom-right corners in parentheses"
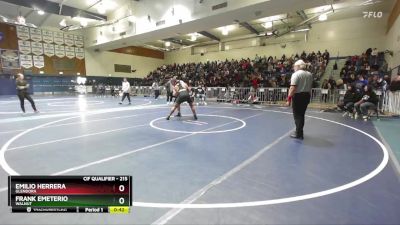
top-left (65, 46), bottom-right (75, 59)
top-left (75, 47), bottom-right (85, 59)
top-left (64, 34), bottom-right (75, 46)
top-left (33, 55), bottom-right (45, 68)
top-left (54, 32), bottom-right (64, 45)
top-left (0, 49), bottom-right (20, 69)
top-left (18, 40), bottom-right (31, 54)
top-left (54, 45), bottom-right (65, 58)
top-left (43, 43), bottom-right (55, 57)
top-left (20, 54), bottom-right (33, 68)
top-left (74, 35), bottom-right (84, 47)
top-left (29, 28), bottom-right (42, 42)
top-left (31, 42), bottom-right (43, 56)
top-left (42, 30), bottom-right (54, 44)
top-left (16, 26), bottom-right (30, 40)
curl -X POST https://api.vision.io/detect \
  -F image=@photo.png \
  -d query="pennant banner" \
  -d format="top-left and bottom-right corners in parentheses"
top-left (0, 49), bottom-right (20, 69)
top-left (20, 54), bottom-right (33, 68)
top-left (33, 55), bottom-right (45, 68)
top-left (16, 26), bottom-right (30, 40)
top-left (75, 47), bottom-right (85, 59)
top-left (43, 43), bottom-right (55, 57)
top-left (54, 32), bottom-right (64, 45)
top-left (42, 30), bottom-right (54, 43)
top-left (54, 45), bottom-right (65, 58)
top-left (18, 40), bottom-right (31, 54)
top-left (31, 42), bottom-right (43, 56)
top-left (65, 46), bottom-right (75, 59)
top-left (30, 28), bottom-right (42, 42)
top-left (64, 34), bottom-right (74, 46)
top-left (74, 35), bottom-right (84, 47)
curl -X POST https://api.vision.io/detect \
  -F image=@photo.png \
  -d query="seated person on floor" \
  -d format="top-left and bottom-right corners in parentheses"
top-left (354, 85), bottom-right (378, 120)
top-left (194, 85), bottom-right (207, 105)
top-left (337, 85), bottom-right (361, 117)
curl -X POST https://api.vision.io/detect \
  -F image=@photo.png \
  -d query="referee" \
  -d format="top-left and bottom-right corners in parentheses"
top-left (286, 60), bottom-right (313, 140)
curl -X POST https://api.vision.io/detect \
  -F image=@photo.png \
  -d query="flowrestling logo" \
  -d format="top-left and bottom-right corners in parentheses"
top-left (363, 11), bottom-right (383, 18)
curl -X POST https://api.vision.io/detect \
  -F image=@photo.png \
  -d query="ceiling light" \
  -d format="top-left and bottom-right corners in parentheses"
top-left (165, 41), bottom-right (171, 47)
top-left (97, 3), bottom-right (106, 14)
top-left (189, 33), bottom-right (198, 41)
top-left (222, 27), bottom-right (229, 36)
top-left (318, 14), bottom-right (327, 21)
top-left (292, 28), bottom-right (310, 32)
top-left (17, 16), bottom-right (25, 25)
top-left (80, 20), bottom-right (88, 27)
top-left (59, 19), bottom-right (66, 27)
top-left (127, 16), bottom-right (136, 22)
top-left (262, 21), bottom-right (272, 29)
top-left (37, 10), bottom-right (45, 15)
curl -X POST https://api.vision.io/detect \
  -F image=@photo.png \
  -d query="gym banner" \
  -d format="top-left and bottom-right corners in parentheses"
top-left (54, 45), bottom-right (65, 58)
top-left (0, 49), bottom-right (20, 69)
top-left (42, 30), bottom-right (54, 44)
top-left (65, 46), bottom-right (75, 59)
top-left (31, 42), bottom-right (44, 56)
top-left (54, 32), bottom-right (64, 45)
top-left (18, 40), bottom-right (31, 55)
top-left (74, 35), bottom-right (84, 47)
top-left (33, 55), bottom-right (45, 68)
top-left (64, 34), bottom-right (74, 47)
top-left (75, 47), bottom-right (84, 59)
top-left (43, 43), bottom-right (55, 57)
top-left (30, 28), bottom-right (42, 42)
top-left (16, 26), bottom-right (30, 40)
top-left (20, 54), bottom-right (33, 69)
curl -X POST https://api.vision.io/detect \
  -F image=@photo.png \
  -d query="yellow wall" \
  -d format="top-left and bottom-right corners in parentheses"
top-left (84, 16), bottom-right (393, 78)
top-left (385, 13), bottom-right (400, 72)
top-left (165, 17), bottom-right (387, 64)
top-left (85, 50), bottom-right (164, 78)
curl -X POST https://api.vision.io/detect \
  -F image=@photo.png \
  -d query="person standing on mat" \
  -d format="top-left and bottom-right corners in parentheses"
top-left (164, 77), bottom-right (174, 104)
top-left (152, 80), bottom-right (160, 100)
top-left (166, 78), bottom-right (197, 120)
top-left (286, 60), bottom-right (313, 139)
top-left (119, 78), bottom-right (131, 105)
top-left (15, 73), bottom-right (38, 115)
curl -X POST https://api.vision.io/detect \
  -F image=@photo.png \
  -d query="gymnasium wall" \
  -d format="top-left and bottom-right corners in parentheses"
top-left (164, 16), bottom-right (388, 64)
top-left (0, 22), bottom-right (86, 76)
top-left (84, 50), bottom-right (164, 78)
top-left (385, 13), bottom-right (400, 73)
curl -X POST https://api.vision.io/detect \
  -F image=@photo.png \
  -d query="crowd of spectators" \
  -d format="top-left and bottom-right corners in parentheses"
top-left (144, 50), bottom-right (330, 88)
top-left (335, 48), bottom-right (398, 119)
top-left (338, 48), bottom-right (390, 92)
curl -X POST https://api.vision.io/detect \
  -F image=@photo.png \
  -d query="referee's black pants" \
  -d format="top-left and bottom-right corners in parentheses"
top-left (166, 91), bottom-right (173, 102)
top-left (292, 92), bottom-right (310, 137)
top-left (121, 93), bottom-right (130, 102)
top-left (18, 90), bottom-right (37, 113)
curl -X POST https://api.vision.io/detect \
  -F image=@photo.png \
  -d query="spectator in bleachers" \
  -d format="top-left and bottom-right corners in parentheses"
top-left (389, 73), bottom-right (400, 91)
top-left (354, 75), bottom-right (368, 92)
top-left (354, 85), bottom-right (378, 120)
top-left (321, 79), bottom-right (330, 103)
top-left (145, 50), bottom-right (328, 88)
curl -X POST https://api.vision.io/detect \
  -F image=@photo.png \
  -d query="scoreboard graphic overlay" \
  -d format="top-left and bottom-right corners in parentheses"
top-left (8, 176), bottom-right (132, 213)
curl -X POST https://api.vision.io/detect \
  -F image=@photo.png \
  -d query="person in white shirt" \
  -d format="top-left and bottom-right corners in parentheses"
top-left (286, 60), bottom-right (313, 140)
top-left (152, 80), bottom-right (160, 99)
top-left (119, 78), bottom-right (131, 105)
